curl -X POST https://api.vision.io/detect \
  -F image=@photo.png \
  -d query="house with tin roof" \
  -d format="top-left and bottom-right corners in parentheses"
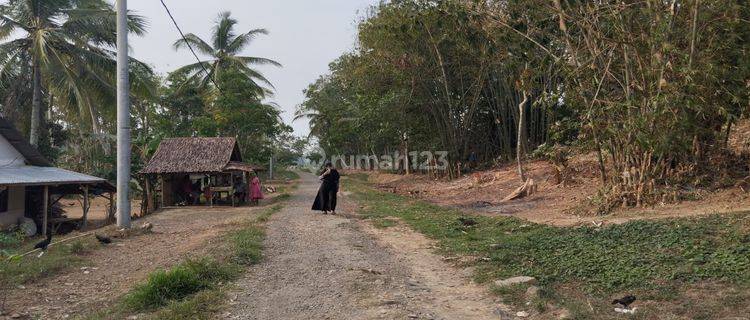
top-left (0, 117), bottom-right (114, 235)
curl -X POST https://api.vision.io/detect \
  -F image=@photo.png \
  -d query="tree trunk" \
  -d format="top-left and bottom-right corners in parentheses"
top-left (724, 119), bottom-right (733, 148)
top-left (404, 134), bottom-right (410, 175)
top-left (30, 62), bottom-right (42, 146)
top-left (516, 91), bottom-right (528, 182)
top-left (688, 0), bottom-right (700, 69)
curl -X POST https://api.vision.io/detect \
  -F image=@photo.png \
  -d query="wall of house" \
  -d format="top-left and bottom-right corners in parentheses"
top-left (0, 186), bottom-right (26, 227)
top-left (0, 134), bottom-right (26, 167)
top-left (1, 132), bottom-right (29, 227)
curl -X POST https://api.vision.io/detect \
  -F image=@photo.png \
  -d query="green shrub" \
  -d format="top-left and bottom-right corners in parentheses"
top-left (124, 258), bottom-right (238, 311)
top-left (0, 230), bottom-right (23, 247)
top-left (150, 288), bottom-right (226, 320)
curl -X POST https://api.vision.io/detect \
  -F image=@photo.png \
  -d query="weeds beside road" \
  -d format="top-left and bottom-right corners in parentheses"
top-left (348, 175), bottom-right (750, 319)
top-left (84, 204), bottom-right (285, 320)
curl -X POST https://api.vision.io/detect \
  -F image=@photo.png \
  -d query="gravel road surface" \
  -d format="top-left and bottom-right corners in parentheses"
top-left (224, 172), bottom-right (512, 320)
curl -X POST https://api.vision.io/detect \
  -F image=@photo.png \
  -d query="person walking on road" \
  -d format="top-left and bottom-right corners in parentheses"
top-left (312, 162), bottom-right (340, 214)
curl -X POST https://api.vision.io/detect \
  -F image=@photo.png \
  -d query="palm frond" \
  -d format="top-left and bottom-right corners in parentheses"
top-left (234, 55), bottom-right (282, 68)
top-left (172, 33), bottom-right (215, 57)
top-left (171, 60), bottom-right (214, 79)
top-left (212, 11), bottom-right (237, 50)
top-left (0, 13), bottom-right (30, 35)
top-left (225, 28), bottom-right (268, 54)
top-left (234, 62), bottom-right (274, 89)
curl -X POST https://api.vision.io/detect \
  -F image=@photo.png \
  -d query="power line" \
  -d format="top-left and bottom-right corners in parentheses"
top-left (158, 0), bottom-right (221, 91)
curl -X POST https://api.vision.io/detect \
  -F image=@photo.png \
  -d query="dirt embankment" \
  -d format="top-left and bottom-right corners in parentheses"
top-left (367, 152), bottom-right (750, 227)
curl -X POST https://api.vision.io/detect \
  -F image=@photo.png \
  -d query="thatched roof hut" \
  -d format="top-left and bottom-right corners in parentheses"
top-left (142, 137), bottom-right (244, 174)
top-left (142, 137), bottom-right (261, 209)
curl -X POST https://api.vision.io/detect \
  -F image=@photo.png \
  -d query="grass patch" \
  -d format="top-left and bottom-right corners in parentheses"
top-left (148, 287), bottom-right (227, 320)
top-left (1, 238), bottom-right (97, 286)
top-left (370, 217), bottom-right (398, 229)
top-left (491, 283), bottom-right (529, 307)
top-left (124, 258), bottom-right (239, 311)
top-left (348, 177), bottom-right (750, 317)
top-left (230, 226), bottom-right (265, 265)
top-left (230, 204), bottom-right (282, 265)
top-left (272, 168), bottom-right (300, 181)
top-left (88, 201), bottom-right (289, 319)
top-left (345, 172), bottom-right (370, 182)
top-left (266, 193), bottom-right (291, 206)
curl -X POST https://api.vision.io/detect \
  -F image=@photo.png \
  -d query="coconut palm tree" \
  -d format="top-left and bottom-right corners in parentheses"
top-left (172, 11), bottom-right (281, 98)
top-left (0, 0), bottom-right (151, 145)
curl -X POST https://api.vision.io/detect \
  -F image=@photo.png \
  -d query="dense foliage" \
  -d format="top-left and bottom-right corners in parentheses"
top-left (299, 0), bottom-right (750, 207)
top-left (0, 0), bottom-right (154, 158)
top-left (0, 7), bottom-right (300, 192)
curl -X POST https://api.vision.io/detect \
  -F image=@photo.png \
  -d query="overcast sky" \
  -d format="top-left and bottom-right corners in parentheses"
top-left (127, 0), bottom-right (378, 137)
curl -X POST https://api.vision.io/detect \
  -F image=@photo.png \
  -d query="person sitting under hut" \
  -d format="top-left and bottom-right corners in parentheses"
top-left (233, 178), bottom-right (247, 205)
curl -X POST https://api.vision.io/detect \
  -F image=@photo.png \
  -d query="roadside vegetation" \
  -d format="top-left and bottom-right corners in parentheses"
top-left (83, 204), bottom-right (284, 320)
top-left (0, 2), bottom-right (305, 202)
top-left (0, 236), bottom-right (98, 287)
top-left (348, 176), bottom-right (750, 319)
top-left (300, 0), bottom-right (750, 213)
top-left (272, 168), bottom-right (302, 182)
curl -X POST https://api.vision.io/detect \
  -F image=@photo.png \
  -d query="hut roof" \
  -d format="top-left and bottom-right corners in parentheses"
top-left (0, 166), bottom-right (107, 186)
top-left (142, 137), bottom-right (243, 174)
top-left (0, 116), bottom-right (51, 167)
top-left (224, 161), bottom-right (263, 173)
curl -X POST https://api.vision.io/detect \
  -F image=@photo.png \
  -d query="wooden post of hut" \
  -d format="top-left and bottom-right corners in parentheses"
top-left (244, 171), bottom-right (250, 204)
top-left (82, 185), bottom-right (89, 229)
top-left (159, 175), bottom-right (166, 208)
top-left (42, 185), bottom-right (49, 236)
top-left (145, 177), bottom-right (154, 214)
top-left (108, 192), bottom-right (115, 223)
top-left (230, 172), bottom-right (236, 207)
top-left (208, 176), bottom-right (213, 207)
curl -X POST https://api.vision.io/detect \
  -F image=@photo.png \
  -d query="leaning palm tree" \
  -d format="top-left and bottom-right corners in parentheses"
top-left (0, 0), bottom-right (152, 145)
top-left (172, 11), bottom-right (281, 98)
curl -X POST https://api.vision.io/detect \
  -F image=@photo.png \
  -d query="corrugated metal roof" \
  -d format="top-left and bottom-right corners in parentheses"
top-left (0, 166), bottom-right (106, 186)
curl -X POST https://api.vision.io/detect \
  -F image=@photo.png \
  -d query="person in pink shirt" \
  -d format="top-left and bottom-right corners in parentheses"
top-left (249, 172), bottom-right (264, 205)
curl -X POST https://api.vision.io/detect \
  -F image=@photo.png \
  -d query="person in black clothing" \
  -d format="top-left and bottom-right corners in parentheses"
top-left (312, 162), bottom-right (340, 214)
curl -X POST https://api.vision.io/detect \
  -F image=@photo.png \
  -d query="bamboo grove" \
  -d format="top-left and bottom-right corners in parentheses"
top-left (298, 0), bottom-right (750, 210)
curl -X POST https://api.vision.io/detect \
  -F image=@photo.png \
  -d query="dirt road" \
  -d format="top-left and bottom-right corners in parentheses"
top-left (225, 172), bottom-right (512, 320)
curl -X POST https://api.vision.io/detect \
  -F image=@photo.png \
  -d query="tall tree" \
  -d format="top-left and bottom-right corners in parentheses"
top-left (0, 0), bottom-right (150, 145)
top-left (172, 11), bottom-right (281, 98)
top-left (194, 68), bottom-right (289, 164)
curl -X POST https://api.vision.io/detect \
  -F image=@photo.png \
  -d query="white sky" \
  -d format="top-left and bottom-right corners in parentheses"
top-left (127, 0), bottom-right (378, 137)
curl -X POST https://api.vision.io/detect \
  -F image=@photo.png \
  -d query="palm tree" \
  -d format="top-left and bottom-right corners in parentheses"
top-left (172, 11), bottom-right (280, 98)
top-left (0, 0), bottom-right (151, 145)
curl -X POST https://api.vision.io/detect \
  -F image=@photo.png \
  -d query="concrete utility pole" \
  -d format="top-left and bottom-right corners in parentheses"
top-left (269, 155), bottom-right (274, 180)
top-left (116, 0), bottom-right (131, 229)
